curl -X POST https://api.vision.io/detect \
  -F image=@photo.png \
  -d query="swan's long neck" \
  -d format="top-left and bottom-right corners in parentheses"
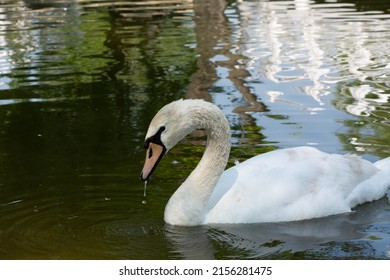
top-left (164, 105), bottom-right (231, 226)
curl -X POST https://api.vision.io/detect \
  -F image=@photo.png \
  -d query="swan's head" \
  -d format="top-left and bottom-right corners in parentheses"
top-left (140, 99), bottom-right (204, 181)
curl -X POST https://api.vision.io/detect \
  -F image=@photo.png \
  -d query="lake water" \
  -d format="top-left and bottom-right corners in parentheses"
top-left (0, 0), bottom-right (390, 259)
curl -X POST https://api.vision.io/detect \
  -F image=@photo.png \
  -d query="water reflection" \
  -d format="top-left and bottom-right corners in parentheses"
top-left (229, 0), bottom-right (390, 157)
top-left (166, 197), bottom-right (390, 259)
top-left (0, 0), bottom-right (389, 259)
top-left (187, 0), bottom-right (267, 118)
top-left (0, 0), bottom-right (195, 89)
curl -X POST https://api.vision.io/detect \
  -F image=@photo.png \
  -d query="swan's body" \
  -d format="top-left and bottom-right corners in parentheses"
top-left (140, 99), bottom-right (390, 226)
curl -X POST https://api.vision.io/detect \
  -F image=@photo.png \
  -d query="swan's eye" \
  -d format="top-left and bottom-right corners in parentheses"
top-left (144, 126), bottom-right (166, 149)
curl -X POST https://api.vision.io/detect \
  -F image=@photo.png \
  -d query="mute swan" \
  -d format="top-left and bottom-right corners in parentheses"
top-left (140, 99), bottom-right (390, 226)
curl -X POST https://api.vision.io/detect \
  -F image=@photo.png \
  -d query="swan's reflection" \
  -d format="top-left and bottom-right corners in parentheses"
top-left (165, 197), bottom-right (390, 259)
top-left (165, 224), bottom-right (215, 259)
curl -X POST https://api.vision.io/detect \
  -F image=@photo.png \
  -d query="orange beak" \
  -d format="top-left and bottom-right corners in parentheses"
top-left (140, 142), bottom-right (166, 181)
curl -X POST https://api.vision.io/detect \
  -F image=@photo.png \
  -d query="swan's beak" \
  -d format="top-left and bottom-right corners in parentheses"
top-left (140, 142), bottom-right (166, 181)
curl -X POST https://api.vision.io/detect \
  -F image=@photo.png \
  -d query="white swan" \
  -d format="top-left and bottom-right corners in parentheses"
top-left (140, 99), bottom-right (390, 226)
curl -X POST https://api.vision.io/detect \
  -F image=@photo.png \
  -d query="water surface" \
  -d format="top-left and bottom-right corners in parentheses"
top-left (0, 0), bottom-right (390, 259)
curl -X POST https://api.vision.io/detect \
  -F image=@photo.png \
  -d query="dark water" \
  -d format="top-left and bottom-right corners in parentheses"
top-left (0, 0), bottom-right (390, 259)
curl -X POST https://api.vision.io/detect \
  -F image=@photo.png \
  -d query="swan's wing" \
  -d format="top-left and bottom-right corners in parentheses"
top-left (206, 146), bottom-right (382, 224)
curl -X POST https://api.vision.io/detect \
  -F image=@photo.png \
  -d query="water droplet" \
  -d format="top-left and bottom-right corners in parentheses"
top-left (142, 181), bottom-right (148, 204)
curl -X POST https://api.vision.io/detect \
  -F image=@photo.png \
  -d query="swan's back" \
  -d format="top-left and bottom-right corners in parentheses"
top-left (205, 146), bottom-right (388, 224)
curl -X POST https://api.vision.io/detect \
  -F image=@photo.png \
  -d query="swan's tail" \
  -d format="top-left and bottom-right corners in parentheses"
top-left (347, 156), bottom-right (390, 207)
top-left (374, 156), bottom-right (390, 171)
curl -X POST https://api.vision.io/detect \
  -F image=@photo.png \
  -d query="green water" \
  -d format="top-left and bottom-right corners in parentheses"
top-left (0, 0), bottom-right (390, 259)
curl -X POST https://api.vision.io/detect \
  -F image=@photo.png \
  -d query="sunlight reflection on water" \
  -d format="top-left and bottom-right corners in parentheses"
top-left (212, 0), bottom-right (390, 158)
top-left (231, 0), bottom-right (390, 115)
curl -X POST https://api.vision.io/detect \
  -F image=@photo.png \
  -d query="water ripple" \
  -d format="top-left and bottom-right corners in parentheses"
top-left (234, 1), bottom-right (390, 107)
top-left (0, 181), bottom-right (159, 259)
